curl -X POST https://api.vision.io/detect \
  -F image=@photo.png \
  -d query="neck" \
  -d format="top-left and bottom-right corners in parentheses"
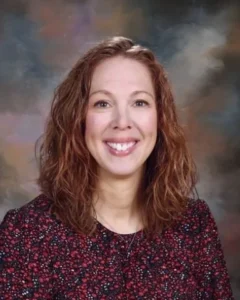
top-left (93, 169), bottom-right (144, 233)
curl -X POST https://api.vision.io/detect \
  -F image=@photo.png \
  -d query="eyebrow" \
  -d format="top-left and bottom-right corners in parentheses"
top-left (89, 89), bottom-right (154, 99)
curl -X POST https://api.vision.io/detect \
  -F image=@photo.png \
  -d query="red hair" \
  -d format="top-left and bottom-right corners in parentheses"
top-left (35, 36), bottom-right (198, 236)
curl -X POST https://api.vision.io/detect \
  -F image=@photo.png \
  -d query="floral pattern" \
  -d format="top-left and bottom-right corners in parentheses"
top-left (0, 194), bottom-right (234, 299)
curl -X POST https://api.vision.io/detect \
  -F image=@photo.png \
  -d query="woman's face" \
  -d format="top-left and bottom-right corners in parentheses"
top-left (85, 56), bottom-right (157, 179)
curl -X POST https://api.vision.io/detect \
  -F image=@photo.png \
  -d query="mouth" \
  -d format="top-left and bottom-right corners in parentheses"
top-left (104, 140), bottom-right (139, 156)
top-left (106, 141), bottom-right (138, 150)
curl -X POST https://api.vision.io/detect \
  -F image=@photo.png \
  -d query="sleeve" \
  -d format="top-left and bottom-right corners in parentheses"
top-left (194, 200), bottom-right (234, 300)
top-left (0, 209), bottom-right (53, 299)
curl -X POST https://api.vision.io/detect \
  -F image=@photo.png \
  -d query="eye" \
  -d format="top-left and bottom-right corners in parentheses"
top-left (94, 100), bottom-right (110, 108)
top-left (134, 100), bottom-right (149, 107)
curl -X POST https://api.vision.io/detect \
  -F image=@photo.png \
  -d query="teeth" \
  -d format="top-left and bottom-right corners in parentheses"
top-left (107, 142), bottom-right (136, 151)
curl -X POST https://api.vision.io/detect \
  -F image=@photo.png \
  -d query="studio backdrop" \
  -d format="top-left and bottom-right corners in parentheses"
top-left (0, 0), bottom-right (239, 298)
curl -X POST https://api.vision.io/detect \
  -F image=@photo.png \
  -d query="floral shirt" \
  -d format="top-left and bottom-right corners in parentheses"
top-left (0, 194), bottom-right (234, 299)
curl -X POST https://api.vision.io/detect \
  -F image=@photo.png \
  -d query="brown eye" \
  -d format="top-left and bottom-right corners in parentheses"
top-left (94, 101), bottom-right (110, 108)
top-left (134, 100), bottom-right (149, 107)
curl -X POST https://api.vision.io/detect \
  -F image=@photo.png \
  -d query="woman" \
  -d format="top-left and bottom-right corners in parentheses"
top-left (0, 36), bottom-right (234, 299)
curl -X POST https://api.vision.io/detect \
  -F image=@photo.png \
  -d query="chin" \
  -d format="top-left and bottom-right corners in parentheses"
top-left (109, 172), bottom-right (137, 180)
top-left (104, 166), bottom-right (143, 179)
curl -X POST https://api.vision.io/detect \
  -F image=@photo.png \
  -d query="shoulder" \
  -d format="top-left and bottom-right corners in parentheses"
top-left (0, 194), bottom-right (58, 241)
top-left (0, 194), bottom-right (78, 265)
top-left (162, 198), bottom-right (221, 258)
top-left (1, 194), bottom-right (52, 226)
top-left (171, 198), bottom-right (218, 236)
top-left (185, 197), bottom-right (212, 213)
top-left (184, 197), bottom-right (215, 221)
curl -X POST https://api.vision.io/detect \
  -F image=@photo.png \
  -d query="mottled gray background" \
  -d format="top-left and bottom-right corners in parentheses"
top-left (0, 0), bottom-right (239, 297)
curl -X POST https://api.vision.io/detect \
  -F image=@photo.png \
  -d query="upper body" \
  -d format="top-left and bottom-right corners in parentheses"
top-left (0, 36), bottom-right (234, 299)
top-left (0, 193), bottom-right (234, 299)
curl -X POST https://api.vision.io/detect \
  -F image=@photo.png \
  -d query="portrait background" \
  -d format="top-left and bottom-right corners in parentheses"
top-left (0, 0), bottom-right (239, 297)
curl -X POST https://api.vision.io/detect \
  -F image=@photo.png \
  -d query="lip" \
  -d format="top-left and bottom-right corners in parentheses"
top-left (104, 140), bottom-right (139, 157)
top-left (104, 138), bottom-right (139, 143)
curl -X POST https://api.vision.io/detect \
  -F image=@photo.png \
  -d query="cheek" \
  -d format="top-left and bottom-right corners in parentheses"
top-left (85, 113), bottom-right (107, 140)
top-left (138, 112), bottom-right (157, 136)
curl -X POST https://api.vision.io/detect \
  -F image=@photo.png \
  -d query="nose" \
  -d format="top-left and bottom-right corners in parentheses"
top-left (111, 106), bottom-right (132, 130)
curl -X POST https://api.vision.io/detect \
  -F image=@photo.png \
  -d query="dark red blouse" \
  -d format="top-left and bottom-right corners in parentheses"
top-left (0, 194), bottom-right (234, 299)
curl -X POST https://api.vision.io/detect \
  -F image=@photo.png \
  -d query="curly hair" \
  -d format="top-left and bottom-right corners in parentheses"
top-left (35, 36), bottom-right (198, 237)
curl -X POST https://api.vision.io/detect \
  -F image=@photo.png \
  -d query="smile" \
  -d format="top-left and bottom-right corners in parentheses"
top-left (104, 141), bottom-right (138, 157)
top-left (106, 142), bottom-right (136, 151)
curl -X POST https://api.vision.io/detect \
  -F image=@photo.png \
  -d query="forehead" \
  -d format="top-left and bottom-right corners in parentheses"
top-left (90, 56), bottom-right (154, 92)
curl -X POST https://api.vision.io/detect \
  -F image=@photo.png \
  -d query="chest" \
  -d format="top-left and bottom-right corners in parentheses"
top-left (49, 236), bottom-right (201, 299)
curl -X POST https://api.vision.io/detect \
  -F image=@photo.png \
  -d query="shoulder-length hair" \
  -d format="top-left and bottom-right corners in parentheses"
top-left (35, 36), bottom-right (198, 237)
